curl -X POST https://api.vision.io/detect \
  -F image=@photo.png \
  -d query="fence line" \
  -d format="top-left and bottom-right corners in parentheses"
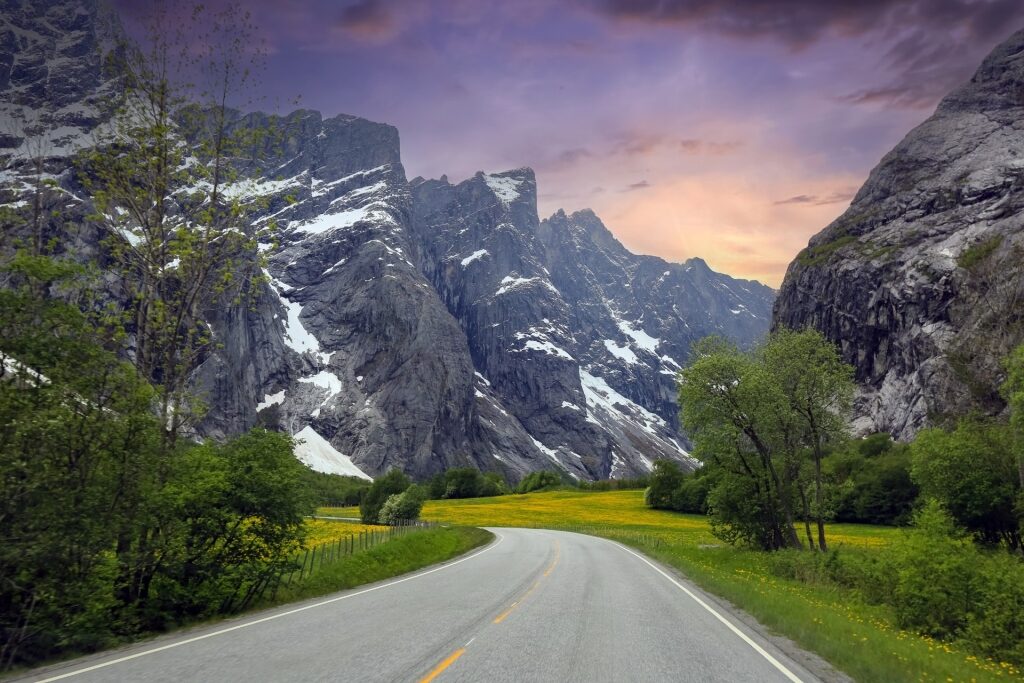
top-left (262, 519), bottom-right (439, 603)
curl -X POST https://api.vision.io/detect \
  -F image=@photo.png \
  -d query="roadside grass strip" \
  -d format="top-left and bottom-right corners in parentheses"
top-left (320, 490), bottom-right (1022, 682)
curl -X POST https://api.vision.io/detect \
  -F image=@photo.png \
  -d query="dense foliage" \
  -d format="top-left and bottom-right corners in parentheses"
top-left (515, 470), bottom-right (563, 494)
top-left (426, 467), bottom-right (509, 499)
top-left (360, 469), bottom-right (412, 524)
top-left (0, 258), bottom-right (310, 668)
top-left (301, 469), bottom-right (370, 507)
top-left (378, 485), bottom-right (428, 524)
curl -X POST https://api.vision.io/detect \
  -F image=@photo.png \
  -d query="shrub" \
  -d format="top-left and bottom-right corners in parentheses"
top-left (962, 552), bottom-right (1024, 663)
top-left (360, 469), bottom-right (411, 524)
top-left (515, 471), bottom-right (562, 494)
top-left (644, 460), bottom-right (685, 509)
top-left (891, 500), bottom-right (979, 638)
top-left (911, 419), bottom-right (1020, 548)
top-left (378, 485), bottom-right (427, 524)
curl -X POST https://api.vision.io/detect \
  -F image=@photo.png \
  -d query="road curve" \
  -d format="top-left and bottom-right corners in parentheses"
top-left (18, 529), bottom-right (825, 683)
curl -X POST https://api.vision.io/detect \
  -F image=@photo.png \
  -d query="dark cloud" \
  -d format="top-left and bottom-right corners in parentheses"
top-left (623, 180), bottom-right (652, 191)
top-left (336, 0), bottom-right (395, 39)
top-left (589, 0), bottom-right (1024, 109)
top-left (774, 189), bottom-right (857, 206)
top-left (558, 147), bottom-right (594, 164)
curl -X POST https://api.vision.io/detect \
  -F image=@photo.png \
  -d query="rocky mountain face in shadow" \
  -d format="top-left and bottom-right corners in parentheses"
top-left (0, 0), bottom-right (775, 480)
top-left (774, 29), bottom-right (1024, 439)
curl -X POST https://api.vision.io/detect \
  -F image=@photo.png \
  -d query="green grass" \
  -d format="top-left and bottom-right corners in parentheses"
top-left (263, 527), bottom-right (492, 607)
top-left (319, 491), bottom-right (1021, 682)
top-left (797, 233), bottom-right (858, 267)
top-left (958, 235), bottom-right (1004, 271)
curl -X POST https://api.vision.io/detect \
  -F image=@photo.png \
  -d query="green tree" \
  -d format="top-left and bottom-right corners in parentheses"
top-left (82, 5), bottom-right (273, 444)
top-left (644, 460), bottom-right (685, 509)
top-left (379, 485), bottom-right (427, 524)
top-left (891, 500), bottom-right (979, 638)
top-left (679, 336), bottom-right (803, 550)
top-left (763, 328), bottom-right (853, 551)
top-left (911, 418), bottom-right (1020, 550)
top-left (1003, 344), bottom-right (1024, 491)
top-left (360, 469), bottom-right (411, 524)
top-left (515, 470), bottom-right (562, 494)
top-left (0, 255), bottom-right (162, 666)
top-left (679, 332), bottom-right (855, 550)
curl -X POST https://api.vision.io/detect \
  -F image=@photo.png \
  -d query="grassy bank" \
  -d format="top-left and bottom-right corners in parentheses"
top-left (321, 492), bottom-right (1018, 682)
top-left (265, 525), bottom-right (492, 607)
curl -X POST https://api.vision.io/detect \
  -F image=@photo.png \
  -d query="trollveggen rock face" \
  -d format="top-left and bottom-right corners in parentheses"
top-left (773, 28), bottom-right (1024, 439)
top-left (0, 0), bottom-right (776, 480)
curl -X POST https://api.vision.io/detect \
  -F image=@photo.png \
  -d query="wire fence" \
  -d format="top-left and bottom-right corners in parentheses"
top-left (256, 519), bottom-right (439, 604)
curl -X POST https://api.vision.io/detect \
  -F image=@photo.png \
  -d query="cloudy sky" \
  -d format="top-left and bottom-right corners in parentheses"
top-left (117, 0), bottom-right (1024, 286)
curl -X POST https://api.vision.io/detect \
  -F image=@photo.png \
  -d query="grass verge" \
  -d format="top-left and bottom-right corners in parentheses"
top-left (263, 526), bottom-right (492, 607)
top-left (320, 491), bottom-right (1020, 682)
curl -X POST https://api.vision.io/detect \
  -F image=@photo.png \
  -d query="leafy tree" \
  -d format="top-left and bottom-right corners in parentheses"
top-left (679, 336), bottom-right (803, 549)
top-left (911, 418), bottom-right (1020, 550)
top-left (378, 485), bottom-right (427, 525)
top-left (763, 328), bottom-right (853, 550)
top-left (0, 255), bottom-right (162, 666)
top-left (515, 470), bottom-right (562, 494)
top-left (826, 435), bottom-right (917, 526)
top-left (81, 5), bottom-right (274, 446)
top-left (443, 467), bottom-right (485, 499)
top-left (679, 331), bottom-right (855, 550)
top-left (360, 469), bottom-right (411, 524)
top-left (891, 500), bottom-right (979, 638)
top-left (644, 460), bottom-right (685, 509)
top-left (670, 471), bottom-right (714, 514)
top-left (1003, 344), bottom-right (1024, 491)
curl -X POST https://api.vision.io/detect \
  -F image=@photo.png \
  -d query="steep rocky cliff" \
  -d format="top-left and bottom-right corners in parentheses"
top-left (1, 0), bottom-right (776, 480)
top-left (774, 29), bottom-right (1024, 439)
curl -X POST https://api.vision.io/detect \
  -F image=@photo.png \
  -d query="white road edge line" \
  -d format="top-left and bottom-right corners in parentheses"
top-left (615, 543), bottom-right (804, 683)
top-left (34, 532), bottom-right (506, 682)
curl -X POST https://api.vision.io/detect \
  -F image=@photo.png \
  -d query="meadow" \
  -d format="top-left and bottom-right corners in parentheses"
top-left (322, 490), bottom-right (1019, 682)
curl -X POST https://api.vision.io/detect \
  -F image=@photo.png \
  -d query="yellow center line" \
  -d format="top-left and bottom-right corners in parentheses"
top-left (493, 540), bottom-right (560, 624)
top-left (418, 648), bottom-right (466, 683)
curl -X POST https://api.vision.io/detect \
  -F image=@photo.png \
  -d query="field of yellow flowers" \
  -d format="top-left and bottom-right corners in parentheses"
top-left (322, 490), bottom-right (1018, 682)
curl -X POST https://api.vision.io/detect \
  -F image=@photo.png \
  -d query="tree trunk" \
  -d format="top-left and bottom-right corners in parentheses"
top-left (814, 443), bottom-right (827, 552)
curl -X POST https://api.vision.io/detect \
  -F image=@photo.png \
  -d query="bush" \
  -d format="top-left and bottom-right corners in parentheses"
top-left (891, 500), bottom-right (979, 638)
top-left (378, 485), bottom-right (427, 524)
top-left (828, 437), bottom-right (917, 525)
top-left (360, 469), bottom-right (411, 524)
top-left (911, 419), bottom-right (1020, 548)
top-left (670, 473), bottom-right (713, 513)
top-left (962, 552), bottom-right (1024, 663)
top-left (515, 470), bottom-right (562, 494)
top-left (644, 460), bottom-right (685, 509)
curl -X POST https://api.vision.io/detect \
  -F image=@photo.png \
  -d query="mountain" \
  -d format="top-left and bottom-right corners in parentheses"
top-left (774, 28), bottom-right (1024, 439)
top-left (0, 0), bottom-right (775, 480)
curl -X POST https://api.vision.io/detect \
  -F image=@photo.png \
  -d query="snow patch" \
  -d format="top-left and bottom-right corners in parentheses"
top-left (604, 339), bottom-right (638, 364)
top-left (517, 339), bottom-right (574, 361)
top-left (484, 174), bottom-right (523, 205)
top-left (256, 390), bottom-right (285, 412)
top-left (618, 321), bottom-right (659, 352)
top-left (460, 249), bottom-right (489, 267)
top-left (293, 426), bottom-right (371, 479)
top-left (495, 275), bottom-right (559, 297)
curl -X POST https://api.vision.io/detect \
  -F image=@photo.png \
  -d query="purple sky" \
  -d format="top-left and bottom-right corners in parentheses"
top-left (117, 0), bottom-right (1024, 286)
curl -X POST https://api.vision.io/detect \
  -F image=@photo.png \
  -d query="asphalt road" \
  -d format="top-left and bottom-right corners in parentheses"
top-left (19, 528), bottom-right (825, 683)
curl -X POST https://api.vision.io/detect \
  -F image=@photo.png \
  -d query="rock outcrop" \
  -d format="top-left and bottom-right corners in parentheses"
top-left (774, 28), bottom-right (1024, 439)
